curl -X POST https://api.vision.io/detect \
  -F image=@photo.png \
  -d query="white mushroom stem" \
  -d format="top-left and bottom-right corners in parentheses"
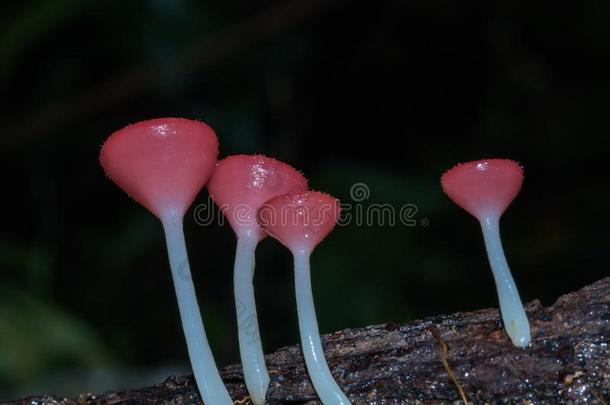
top-left (162, 215), bottom-right (233, 405)
top-left (480, 215), bottom-right (531, 347)
top-left (293, 251), bottom-right (351, 405)
top-left (233, 233), bottom-right (270, 405)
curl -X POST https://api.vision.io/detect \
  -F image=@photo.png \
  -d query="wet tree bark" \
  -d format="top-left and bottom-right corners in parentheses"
top-left (10, 277), bottom-right (610, 404)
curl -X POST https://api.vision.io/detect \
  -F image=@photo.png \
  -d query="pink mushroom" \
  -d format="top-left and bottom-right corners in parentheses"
top-left (441, 158), bottom-right (531, 347)
top-left (206, 155), bottom-right (308, 405)
top-left (257, 191), bottom-right (351, 405)
top-left (100, 118), bottom-right (232, 404)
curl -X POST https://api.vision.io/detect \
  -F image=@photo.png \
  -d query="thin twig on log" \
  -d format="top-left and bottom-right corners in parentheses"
top-left (427, 325), bottom-right (469, 404)
top-left (9, 277), bottom-right (610, 404)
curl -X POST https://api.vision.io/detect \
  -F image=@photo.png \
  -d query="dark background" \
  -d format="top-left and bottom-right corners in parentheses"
top-left (1, 0), bottom-right (609, 399)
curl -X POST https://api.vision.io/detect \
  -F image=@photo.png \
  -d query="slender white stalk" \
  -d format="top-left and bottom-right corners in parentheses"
top-left (234, 234), bottom-right (270, 405)
top-left (293, 251), bottom-right (351, 405)
top-left (162, 216), bottom-right (233, 405)
top-left (480, 216), bottom-right (531, 347)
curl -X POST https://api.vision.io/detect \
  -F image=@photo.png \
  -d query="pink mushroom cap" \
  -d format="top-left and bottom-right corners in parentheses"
top-left (257, 191), bottom-right (341, 254)
top-left (441, 158), bottom-right (524, 220)
top-left (207, 155), bottom-right (308, 241)
top-left (100, 117), bottom-right (218, 220)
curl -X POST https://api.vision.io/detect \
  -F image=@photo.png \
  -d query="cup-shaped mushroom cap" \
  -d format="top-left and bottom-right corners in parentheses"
top-left (207, 155), bottom-right (308, 241)
top-left (100, 118), bottom-right (218, 220)
top-left (257, 191), bottom-right (340, 254)
top-left (441, 159), bottom-right (523, 220)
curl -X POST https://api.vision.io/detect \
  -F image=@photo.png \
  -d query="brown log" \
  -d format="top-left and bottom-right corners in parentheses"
top-left (10, 277), bottom-right (610, 404)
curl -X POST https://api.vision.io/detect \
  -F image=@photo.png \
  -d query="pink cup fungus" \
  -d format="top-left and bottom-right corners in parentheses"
top-left (257, 191), bottom-right (351, 405)
top-left (207, 154), bottom-right (308, 405)
top-left (100, 117), bottom-right (233, 404)
top-left (441, 158), bottom-right (531, 347)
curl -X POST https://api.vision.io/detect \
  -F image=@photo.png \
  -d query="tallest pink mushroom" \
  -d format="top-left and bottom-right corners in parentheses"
top-left (441, 158), bottom-right (531, 347)
top-left (100, 118), bottom-right (233, 404)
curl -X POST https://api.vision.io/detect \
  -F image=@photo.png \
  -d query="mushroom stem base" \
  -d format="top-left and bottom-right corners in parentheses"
top-left (293, 251), bottom-right (351, 405)
top-left (234, 235), bottom-right (269, 405)
top-left (162, 217), bottom-right (233, 405)
top-left (480, 216), bottom-right (531, 347)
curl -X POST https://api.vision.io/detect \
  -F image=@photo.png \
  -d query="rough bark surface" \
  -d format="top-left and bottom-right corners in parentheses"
top-left (8, 277), bottom-right (610, 404)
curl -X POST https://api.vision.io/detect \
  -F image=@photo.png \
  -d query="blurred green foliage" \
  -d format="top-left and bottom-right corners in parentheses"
top-left (1, 0), bottom-right (610, 399)
top-left (0, 287), bottom-right (109, 390)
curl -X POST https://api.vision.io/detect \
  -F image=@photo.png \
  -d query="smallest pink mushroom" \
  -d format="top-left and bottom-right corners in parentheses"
top-left (257, 191), bottom-right (351, 405)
